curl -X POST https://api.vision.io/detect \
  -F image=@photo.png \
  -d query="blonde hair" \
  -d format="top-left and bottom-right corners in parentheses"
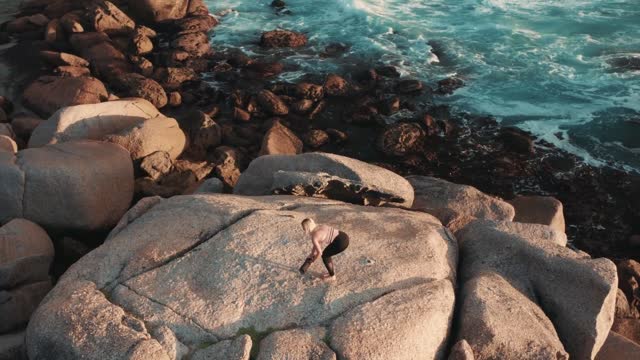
top-left (301, 218), bottom-right (314, 232)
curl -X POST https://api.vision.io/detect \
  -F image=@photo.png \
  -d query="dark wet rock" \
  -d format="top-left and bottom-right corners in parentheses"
top-left (70, 32), bottom-right (132, 80)
top-left (271, 0), bottom-right (286, 8)
top-left (174, 15), bottom-right (218, 34)
top-left (295, 82), bottom-right (324, 100)
top-left (259, 121), bottom-right (302, 156)
top-left (111, 73), bottom-right (168, 109)
top-left (88, 1), bottom-right (135, 36)
top-left (272, 171), bottom-right (405, 206)
top-left (379, 96), bottom-right (400, 116)
top-left (182, 111), bottom-right (221, 158)
top-left (39, 51), bottom-right (89, 68)
top-left (322, 42), bottom-right (350, 57)
top-left (130, 55), bottom-right (154, 77)
top-left (59, 11), bottom-right (84, 33)
top-left (257, 90), bottom-right (289, 116)
top-left (0, 97), bottom-right (13, 115)
top-left (498, 127), bottom-right (535, 155)
top-left (377, 122), bottom-right (425, 157)
top-left (129, 0), bottom-right (190, 24)
top-left (291, 99), bottom-right (314, 114)
top-left (375, 65), bottom-right (400, 78)
top-left (171, 32), bottom-right (211, 57)
top-left (156, 67), bottom-right (198, 90)
top-left (326, 128), bottom-right (348, 143)
top-left (54, 66), bottom-right (91, 78)
top-left (607, 57), bottom-right (640, 73)
top-left (245, 61), bottom-right (284, 78)
top-left (233, 107), bottom-right (251, 122)
top-left (303, 129), bottom-right (330, 148)
top-left (140, 151), bottom-right (173, 180)
top-left (44, 19), bottom-right (64, 43)
top-left (6, 14), bottom-right (49, 34)
top-left (22, 76), bottom-right (108, 117)
top-left (324, 74), bottom-right (351, 97)
top-left (436, 77), bottom-right (465, 95)
top-left (260, 29), bottom-right (307, 48)
top-left (395, 79), bottom-right (424, 94)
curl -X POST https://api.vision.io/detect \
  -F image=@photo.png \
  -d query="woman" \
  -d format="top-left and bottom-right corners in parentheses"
top-left (298, 218), bottom-right (350, 280)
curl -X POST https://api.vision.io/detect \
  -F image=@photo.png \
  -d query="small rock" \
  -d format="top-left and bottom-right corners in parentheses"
top-left (54, 66), bottom-right (91, 78)
top-left (134, 25), bottom-right (157, 38)
top-left (499, 127), bottom-right (535, 155)
top-left (244, 61), bottom-right (283, 78)
top-left (295, 82), bottom-right (324, 100)
top-left (326, 128), bottom-right (348, 143)
top-left (0, 135), bottom-right (18, 153)
top-left (257, 90), bottom-right (289, 116)
top-left (194, 178), bottom-right (224, 194)
top-left (111, 73), bottom-right (168, 109)
top-left (168, 91), bottom-right (182, 107)
top-left (154, 67), bottom-right (198, 90)
top-left (130, 34), bottom-right (153, 55)
top-left (182, 111), bottom-right (221, 158)
top-left (377, 122), bottom-right (425, 157)
top-left (324, 74), bottom-right (350, 97)
top-left (233, 107), bottom-right (251, 122)
top-left (437, 77), bottom-right (465, 95)
top-left (259, 121), bottom-right (302, 156)
top-left (89, 1), bottom-right (135, 35)
top-left (170, 32), bottom-right (211, 57)
top-left (260, 29), bottom-right (307, 48)
top-left (395, 79), bottom-right (423, 94)
top-left (140, 151), bottom-right (173, 180)
top-left (129, 55), bottom-right (154, 77)
top-left (270, 0), bottom-right (286, 8)
top-left (60, 12), bottom-right (84, 33)
top-left (303, 129), bottom-right (330, 148)
top-left (39, 51), bottom-right (89, 68)
top-left (291, 99), bottom-right (314, 114)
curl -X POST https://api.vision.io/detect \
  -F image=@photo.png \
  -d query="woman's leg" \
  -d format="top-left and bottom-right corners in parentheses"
top-left (321, 232), bottom-right (350, 276)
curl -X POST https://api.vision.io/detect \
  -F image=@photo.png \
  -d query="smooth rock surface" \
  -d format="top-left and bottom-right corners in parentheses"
top-left (235, 153), bottom-right (415, 208)
top-left (259, 121), bottom-right (302, 156)
top-left (191, 335), bottom-right (251, 360)
top-left (456, 219), bottom-right (618, 360)
top-left (27, 194), bottom-right (456, 359)
top-left (104, 116), bottom-right (186, 160)
top-left (0, 141), bottom-right (134, 231)
top-left (22, 76), bottom-right (108, 118)
top-left (29, 98), bottom-right (161, 148)
top-left (595, 331), bottom-right (640, 360)
top-left (1, 280), bottom-right (52, 333)
top-left (509, 195), bottom-right (566, 233)
top-left (407, 176), bottom-right (514, 226)
top-left (257, 328), bottom-right (335, 360)
top-left (331, 280), bottom-right (455, 360)
top-left (0, 219), bottom-right (54, 289)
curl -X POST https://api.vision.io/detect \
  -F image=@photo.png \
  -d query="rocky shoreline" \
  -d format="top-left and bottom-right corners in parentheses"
top-left (1, 0), bottom-right (639, 359)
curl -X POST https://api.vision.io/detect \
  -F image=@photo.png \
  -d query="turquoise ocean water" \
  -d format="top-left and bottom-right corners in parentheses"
top-left (206, 0), bottom-right (640, 172)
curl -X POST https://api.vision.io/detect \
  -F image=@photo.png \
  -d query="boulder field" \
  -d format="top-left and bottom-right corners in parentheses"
top-left (23, 190), bottom-right (619, 360)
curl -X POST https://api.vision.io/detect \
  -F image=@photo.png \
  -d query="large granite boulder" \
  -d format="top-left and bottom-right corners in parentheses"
top-left (89, 1), bottom-right (135, 35)
top-left (407, 176), bottom-right (514, 229)
top-left (104, 116), bottom-right (186, 160)
top-left (0, 141), bottom-right (134, 231)
top-left (29, 98), bottom-right (161, 148)
top-left (455, 220), bottom-right (617, 360)
top-left (330, 280), bottom-right (455, 360)
top-left (0, 219), bottom-right (54, 289)
top-left (26, 194), bottom-right (456, 359)
top-left (22, 76), bottom-right (108, 118)
top-left (235, 153), bottom-right (415, 208)
top-left (0, 219), bottom-right (54, 334)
